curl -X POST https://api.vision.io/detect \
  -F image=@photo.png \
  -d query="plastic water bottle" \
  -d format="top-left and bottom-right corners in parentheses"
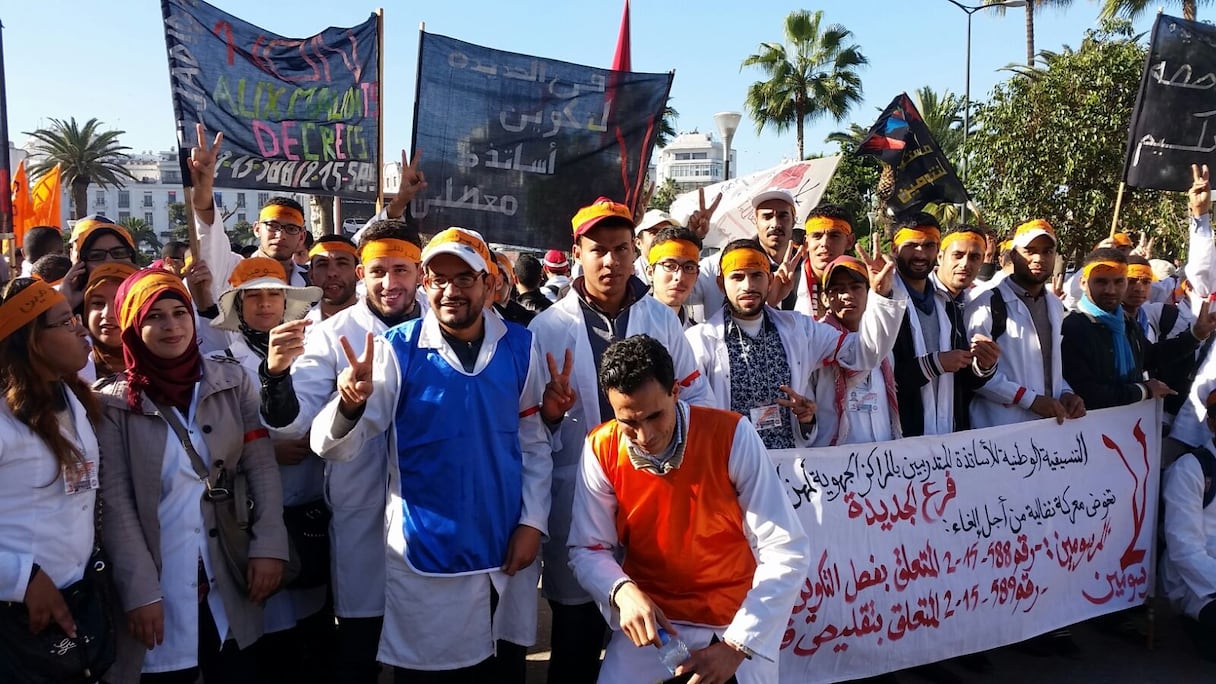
top-left (657, 627), bottom-right (690, 674)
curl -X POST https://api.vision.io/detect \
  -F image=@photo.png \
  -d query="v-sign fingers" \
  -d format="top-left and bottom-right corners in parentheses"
top-left (338, 336), bottom-right (359, 368)
top-left (409, 149), bottom-right (423, 170)
top-left (560, 348), bottom-right (574, 381)
top-left (358, 332), bottom-right (375, 368)
top-left (698, 187), bottom-right (707, 212)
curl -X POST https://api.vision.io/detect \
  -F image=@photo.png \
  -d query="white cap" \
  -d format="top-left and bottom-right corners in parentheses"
top-left (636, 209), bottom-right (678, 235)
top-left (750, 187), bottom-right (797, 210)
top-left (421, 227), bottom-right (491, 273)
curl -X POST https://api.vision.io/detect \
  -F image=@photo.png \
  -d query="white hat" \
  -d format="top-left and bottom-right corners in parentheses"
top-left (636, 209), bottom-right (678, 235)
top-left (750, 187), bottom-right (797, 210)
top-left (211, 257), bottom-right (321, 332)
top-left (422, 227), bottom-right (491, 273)
top-left (1149, 258), bottom-right (1176, 281)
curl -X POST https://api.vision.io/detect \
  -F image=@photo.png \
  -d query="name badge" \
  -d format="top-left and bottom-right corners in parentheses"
top-left (64, 458), bottom-right (99, 495)
top-left (847, 391), bottom-right (880, 414)
top-left (750, 404), bottom-right (784, 430)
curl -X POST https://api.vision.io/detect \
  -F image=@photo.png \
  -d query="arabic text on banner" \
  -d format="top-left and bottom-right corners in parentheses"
top-left (771, 401), bottom-right (1160, 683)
top-left (162, 0), bottom-right (380, 199)
top-left (410, 32), bottom-right (672, 250)
top-left (1123, 14), bottom-right (1216, 191)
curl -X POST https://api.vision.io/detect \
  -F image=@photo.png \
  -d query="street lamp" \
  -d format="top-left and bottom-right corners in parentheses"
top-left (714, 111), bottom-right (742, 182)
top-left (945, 0), bottom-right (1025, 186)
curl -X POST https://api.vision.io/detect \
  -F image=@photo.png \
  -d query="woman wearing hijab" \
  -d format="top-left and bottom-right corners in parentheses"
top-left (96, 268), bottom-right (288, 684)
top-left (208, 257), bottom-right (331, 682)
top-left (62, 216), bottom-right (139, 310)
top-left (0, 278), bottom-right (100, 677)
top-left (80, 262), bottom-right (139, 384)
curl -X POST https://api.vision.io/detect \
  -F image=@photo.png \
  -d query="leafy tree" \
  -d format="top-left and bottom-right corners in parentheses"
top-left (1101, 0), bottom-right (1207, 21)
top-left (648, 178), bottom-right (681, 212)
top-left (742, 9), bottom-right (868, 159)
top-left (119, 217), bottom-right (161, 253)
top-left (816, 144), bottom-right (880, 236)
top-left (969, 20), bottom-right (1189, 258)
top-left (167, 202), bottom-right (188, 240)
top-left (657, 104), bottom-right (680, 149)
top-left (229, 220), bottom-right (256, 251)
top-left (23, 117), bottom-right (138, 220)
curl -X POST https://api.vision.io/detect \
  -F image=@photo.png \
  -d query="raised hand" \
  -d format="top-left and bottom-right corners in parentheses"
top-left (1190, 163), bottom-right (1211, 217)
top-left (388, 149), bottom-right (428, 219)
top-left (266, 319), bottom-right (312, 375)
top-left (776, 384), bottom-right (816, 424)
top-left (686, 187), bottom-right (723, 240)
top-left (540, 349), bottom-right (577, 423)
top-left (182, 258), bottom-right (215, 310)
top-left (767, 238), bottom-right (807, 306)
top-left (855, 239), bottom-right (895, 297)
top-left (58, 260), bottom-right (88, 311)
top-left (189, 123), bottom-right (223, 220)
top-left (336, 333), bottom-right (375, 417)
top-left (1192, 299), bottom-right (1216, 341)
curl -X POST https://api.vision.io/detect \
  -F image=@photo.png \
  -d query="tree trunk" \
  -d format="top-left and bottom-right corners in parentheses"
top-left (1184, 0), bottom-right (1196, 21)
top-left (310, 195), bottom-right (334, 235)
top-left (1025, 2), bottom-right (1036, 67)
top-left (796, 113), bottom-right (805, 161)
top-left (71, 178), bottom-right (89, 221)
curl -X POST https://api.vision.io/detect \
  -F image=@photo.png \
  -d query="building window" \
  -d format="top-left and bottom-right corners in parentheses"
top-left (257, 192), bottom-right (269, 207)
top-left (118, 211), bottom-right (130, 222)
top-left (237, 213), bottom-right (247, 224)
top-left (118, 191), bottom-right (130, 208)
top-left (93, 190), bottom-right (105, 208)
top-left (214, 192), bottom-right (224, 208)
top-left (236, 194), bottom-right (247, 208)
top-left (167, 191), bottom-right (177, 204)
top-left (143, 191), bottom-right (153, 208)
top-left (144, 212), bottom-right (154, 227)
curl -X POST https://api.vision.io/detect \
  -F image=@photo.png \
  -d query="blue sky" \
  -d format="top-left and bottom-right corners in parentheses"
top-left (3, 1), bottom-right (1157, 176)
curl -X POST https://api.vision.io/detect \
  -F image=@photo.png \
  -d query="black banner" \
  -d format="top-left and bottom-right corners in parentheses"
top-left (1123, 14), bottom-right (1216, 191)
top-left (162, 0), bottom-right (379, 199)
top-left (410, 32), bottom-right (672, 250)
top-left (856, 93), bottom-right (968, 214)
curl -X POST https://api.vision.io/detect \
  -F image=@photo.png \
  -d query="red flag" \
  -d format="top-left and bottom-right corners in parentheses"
top-left (612, 0), bottom-right (631, 72)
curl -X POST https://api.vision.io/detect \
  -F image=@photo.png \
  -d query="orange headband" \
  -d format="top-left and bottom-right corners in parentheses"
top-left (648, 240), bottom-right (700, 265)
top-left (1127, 264), bottom-right (1156, 282)
top-left (259, 204), bottom-right (305, 227)
top-left (118, 271), bottom-right (191, 331)
top-left (1081, 260), bottom-right (1128, 280)
top-left (894, 226), bottom-right (942, 246)
top-left (1110, 233), bottom-right (1133, 248)
top-left (359, 238), bottom-right (422, 264)
top-left (0, 280), bottom-right (65, 342)
top-left (805, 217), bottom-right (853, 235)
top-left (84, 262), bottom-right (139, 301)
top-left (721, 248), bottom-right (770, 275)
top-left (821, 257), bottom-right (870, 290)
top-left (940, 231), bottom-right (985, 252)
top-left (309, 241), bottom-right (359, 260)
top-left (229, 257), bottom-right (288, 287)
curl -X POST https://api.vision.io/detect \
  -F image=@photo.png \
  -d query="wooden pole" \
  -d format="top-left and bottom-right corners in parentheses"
top-left (183, 186), bottom-right (200, 260)
top-left (332, 196), bottom-right (342, 236)
top-left (375, 8), bottom-right (385, 214)
top-left (1110, 182), bottom-right (1127, 238)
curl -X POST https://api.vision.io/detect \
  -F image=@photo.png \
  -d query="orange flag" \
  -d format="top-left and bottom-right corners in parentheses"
top-left (11, 160), bottom-right (33, 245)
top-left (29, 164), bottom-right (62, 230)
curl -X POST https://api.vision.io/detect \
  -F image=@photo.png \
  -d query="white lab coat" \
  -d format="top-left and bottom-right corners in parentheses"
top-left (527, 289), bottom-right (714, 604)
top-left (311, 311), bottom-right (551, 669)
top-left (568, 402), bottom-right (809, 681)
top-left (966, 279), bottom-right (1073, 428)
top-left (684, 295), bottom-right (905, 448)
top-left (1162, 447), bottom-right (1216, 620)
top-left (890, 273), bottom-right (960, 436)
top-left (686, 252), bottom-right (815, 323)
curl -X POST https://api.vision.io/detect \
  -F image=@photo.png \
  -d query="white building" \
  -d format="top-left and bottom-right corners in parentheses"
top-left (654, 130), bottom-right (735, 193)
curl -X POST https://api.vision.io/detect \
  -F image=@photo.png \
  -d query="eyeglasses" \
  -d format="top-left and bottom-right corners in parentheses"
top-left (83, 246), bottom-right (135, 262)
top-left (425, 273), bottom-right (482, 290)
top-left (43, 314), bottom-right (82, 332)
top-left (654, 260), bottom-right (700, 275)
top-left (261, 220), bottom-right (304, 236)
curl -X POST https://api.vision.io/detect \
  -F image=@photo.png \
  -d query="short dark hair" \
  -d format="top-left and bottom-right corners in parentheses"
top-left (162, 240), bottom-right (188, 259)
top-left (315, 234), bottom-right (357, 250)
top-left (650, 225), bottom-right (703, 252)
top-left (718, 238), bottom-right (766, 271)
top-left (30, 254), bottom-right (72, 283)
top-left (598, 335), bottom-right (676, 395)
top-left (514, 253), bottom-right (544, 289)
top-left (23, 227), bottom-right (64, 263)
top-left (264, 196), bottom-right (305, 216)
top-left (805, 203), bottom-right (853, 230)
top-left (239, 244), bottom-right (259, 258)
top-left (1126, 254), bottom-right (1150, 267)
top-left (301, 231), bottom-right (315, 249)
top-left (893, 211), bottom-right (941, 232)
top-left (358, 219), bottom-right (421, 250)
top-left (1084, 247), bottom-right (1129, 268)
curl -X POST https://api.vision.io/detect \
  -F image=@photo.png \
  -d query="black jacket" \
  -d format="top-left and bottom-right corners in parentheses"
top-left (1061, 309), bottom-right (1199, 410)
top-left (515, 289), bottom-right (552, 314)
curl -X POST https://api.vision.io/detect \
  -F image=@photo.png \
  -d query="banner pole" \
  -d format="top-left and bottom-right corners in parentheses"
top-left (184, 186), bottom-right (200, 259)
top-left (333, 196), bottom-right (342, 236)
top-left (0, 19), bottom-right (14, 264)
top-left (375, 8), bottom-right (385, 213)
top-left (1110, 182), bottom-right (1126, 238)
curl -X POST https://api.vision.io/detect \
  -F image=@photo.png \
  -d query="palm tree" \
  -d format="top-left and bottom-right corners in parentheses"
top-left (742, 9), bottom-right (868, 159)
top-left (985, 1), bottom-right (1075, 66)
top-left (657, 104), bottom-right (680, 148)
top-left (118, 217), bottom-right (161, 254)
top-left (1101, 0), bottom-right (1207, 20)
top-left (24, 118), bottom-right (137, 220)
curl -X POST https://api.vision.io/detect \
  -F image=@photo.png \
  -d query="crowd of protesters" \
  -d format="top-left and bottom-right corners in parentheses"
top-left (6, 121), bottom-right (1216, 684)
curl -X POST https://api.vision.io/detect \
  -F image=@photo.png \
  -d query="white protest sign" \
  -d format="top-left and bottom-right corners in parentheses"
top-left (769, 401), bottom-right (1160, 682)
top-left (668, 157), bottom-right (842, 248)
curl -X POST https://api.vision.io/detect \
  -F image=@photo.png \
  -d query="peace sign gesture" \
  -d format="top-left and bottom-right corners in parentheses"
top-left (189, 123), bottom-right (223, 204)
top-left (767, 238), bottom-right (807, 306)
top-left (686, 187), bottom-right (723, 240)
top-left (336, 333), bottom-right (375, 418)
top-left (540, 349), bottom-right (577, 423)
top-left (1190, 163), bottom-right (1211, 218)
top-left (387, 150), bottom-right (428, 219)
top-left (856, 238), bottom-right (895, 297)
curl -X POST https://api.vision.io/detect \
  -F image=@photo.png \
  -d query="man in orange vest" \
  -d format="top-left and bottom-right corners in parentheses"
top-left (568, 335), bottom-right (810, 684)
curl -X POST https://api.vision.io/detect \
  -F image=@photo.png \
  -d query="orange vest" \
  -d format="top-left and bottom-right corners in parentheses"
top-left (590, 405), bottom-right (758, 626)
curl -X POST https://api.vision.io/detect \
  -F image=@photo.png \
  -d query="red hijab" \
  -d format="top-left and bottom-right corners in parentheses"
top-left (115, 268), bottom-right (203, 412)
